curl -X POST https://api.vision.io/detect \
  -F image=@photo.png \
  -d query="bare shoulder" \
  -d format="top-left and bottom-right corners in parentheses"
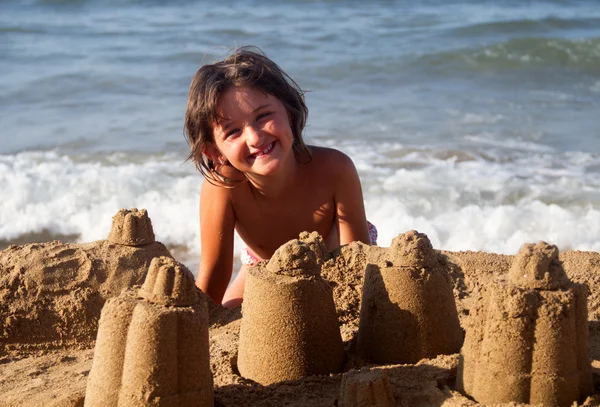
top-left (200, 179), bottom-right (237, 217)
top-left (200, 178), bottom-right (233, 200)
top-left (306, 145), bottom-right (356, 174)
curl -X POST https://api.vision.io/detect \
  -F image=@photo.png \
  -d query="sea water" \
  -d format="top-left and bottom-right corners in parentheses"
top-left (1, 0), bottom-right (599, 271)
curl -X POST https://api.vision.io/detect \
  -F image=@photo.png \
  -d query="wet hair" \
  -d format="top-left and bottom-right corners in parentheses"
top-left (184, 46), bottom-right (311, 185)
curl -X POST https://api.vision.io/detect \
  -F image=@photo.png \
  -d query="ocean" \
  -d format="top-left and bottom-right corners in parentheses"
top-left (1, 0), bottom-right (599, 272)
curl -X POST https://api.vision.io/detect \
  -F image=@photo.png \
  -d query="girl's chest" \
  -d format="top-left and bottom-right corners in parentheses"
top-left (232, 189), bottom-right (336, 258)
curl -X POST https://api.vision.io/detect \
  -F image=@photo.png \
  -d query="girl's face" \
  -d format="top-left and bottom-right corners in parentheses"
top-left (209, 86), bottom-right (295, 178)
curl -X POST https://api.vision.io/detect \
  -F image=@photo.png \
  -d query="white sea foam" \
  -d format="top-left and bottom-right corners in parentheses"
top-left (346, 142), bottom-right (600, 254)
top-left (1, 148), bottom-right (599, 271)
top-left (366, 197), bottom-right (600, 254)
top-left (463, 133), bottom-right (555, 153)
top-left (0, 151), bottom-right (203, 259)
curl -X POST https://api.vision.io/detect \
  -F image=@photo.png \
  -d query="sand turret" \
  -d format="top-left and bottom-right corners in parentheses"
top-left (298, 230), bottom-right (331, 264)
top-left (339, 369), bottom-right (395, 407)
top-left (84, 256), bottom-right (213, 407)
top-left (357, 230), bottom-right (463, 364)
top-left (237, 237), bottom-right (344, 385)
top-left (457, 241), bottom-right (592, 406)
top-left (108, 208), bottom-right (155, 246)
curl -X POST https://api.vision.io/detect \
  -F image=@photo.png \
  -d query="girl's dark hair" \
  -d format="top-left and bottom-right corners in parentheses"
top-left (184, 46), bottom-right (310, 185)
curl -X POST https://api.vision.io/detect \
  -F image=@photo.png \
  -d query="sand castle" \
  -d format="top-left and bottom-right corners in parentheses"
top-left (84, 256), bottom-right (213, 407)
top-left (5, 216), bottom-right (600, 406)
top-left (237, 238), bottom-right (344, 385)
top-left (457, 241), bottom-right (593, 406)
top-left (357, 231), bottom-right (463, 364)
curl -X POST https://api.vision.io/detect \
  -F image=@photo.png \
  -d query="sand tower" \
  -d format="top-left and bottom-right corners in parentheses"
top-left (84, 256), bottom-right (213, 407)
top-left (108, 208), bottom-right (155, 246)
top-left (339, 369), bottom-right (395, 407)
top-left (457, 242), bottom-right (592, 407)
top-left (357, 230), bottom-right (463, 364)
top-left (237, 238), bottom-right (344, 385)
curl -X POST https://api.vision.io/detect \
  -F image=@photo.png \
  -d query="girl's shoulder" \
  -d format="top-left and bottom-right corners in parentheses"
top-left (200, 178), bottom-right (235, 203)
top-left (306, 145), bottom-right (357, 173)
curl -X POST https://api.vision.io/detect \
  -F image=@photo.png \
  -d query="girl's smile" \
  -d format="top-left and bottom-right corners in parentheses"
top-left (248, 140), bottom-right (275, 160)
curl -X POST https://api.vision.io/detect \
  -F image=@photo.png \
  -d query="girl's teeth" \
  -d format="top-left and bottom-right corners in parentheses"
top-left (260, 143), bottom-right (273, 155)
top-left (251, 142), bottom-right (274, 159)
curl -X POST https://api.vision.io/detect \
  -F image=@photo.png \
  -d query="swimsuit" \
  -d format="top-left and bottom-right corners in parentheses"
top-left (240, 221), bottom-right (379, 266)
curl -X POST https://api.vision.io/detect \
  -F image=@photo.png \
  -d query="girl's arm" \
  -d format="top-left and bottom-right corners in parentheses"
top-left (331, 151), bottom-right (371, 245)
top-left (196, 181), bottom-right (236, 304)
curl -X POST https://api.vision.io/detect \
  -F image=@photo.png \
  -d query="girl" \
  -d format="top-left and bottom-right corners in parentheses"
top-left (184, 46), bottom-right (376, 308)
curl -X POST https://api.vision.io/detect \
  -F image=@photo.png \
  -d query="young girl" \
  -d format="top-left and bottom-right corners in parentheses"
top-left (184, 46), bottom-right (376, 308)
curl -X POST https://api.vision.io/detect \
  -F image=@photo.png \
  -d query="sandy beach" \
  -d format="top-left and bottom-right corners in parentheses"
top-left (1, 210), bottom-right (600, 407)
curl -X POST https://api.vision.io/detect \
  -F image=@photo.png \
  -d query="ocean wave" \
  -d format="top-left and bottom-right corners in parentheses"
top-left (0, 25), bottom-right (50, 34)
top-left (450, 16), bottom-right (600, 37)
top-left (312, 36), bottom-right (600, 82)
top-left (416, 37), bottom-right (600, 73)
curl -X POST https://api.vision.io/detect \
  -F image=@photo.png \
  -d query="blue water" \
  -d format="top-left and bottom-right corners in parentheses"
top-left (1, 0), bottom-right (599, 269)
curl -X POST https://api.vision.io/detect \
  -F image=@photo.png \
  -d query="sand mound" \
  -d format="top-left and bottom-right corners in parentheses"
top-left (0, 239), bottom-right (171, 358)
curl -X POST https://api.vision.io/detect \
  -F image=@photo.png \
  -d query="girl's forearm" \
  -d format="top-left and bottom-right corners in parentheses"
top-left (196, 266), bottom-right (230, 304)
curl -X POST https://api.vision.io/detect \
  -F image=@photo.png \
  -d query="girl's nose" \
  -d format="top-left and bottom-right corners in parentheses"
top-left (244, 125), bottom-right (262, 146)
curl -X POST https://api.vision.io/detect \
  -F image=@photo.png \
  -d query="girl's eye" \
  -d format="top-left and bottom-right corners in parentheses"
top-left (225, 128), bottom-right (240, 139)
top-left (256, 112), bottom-right (271, 121)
